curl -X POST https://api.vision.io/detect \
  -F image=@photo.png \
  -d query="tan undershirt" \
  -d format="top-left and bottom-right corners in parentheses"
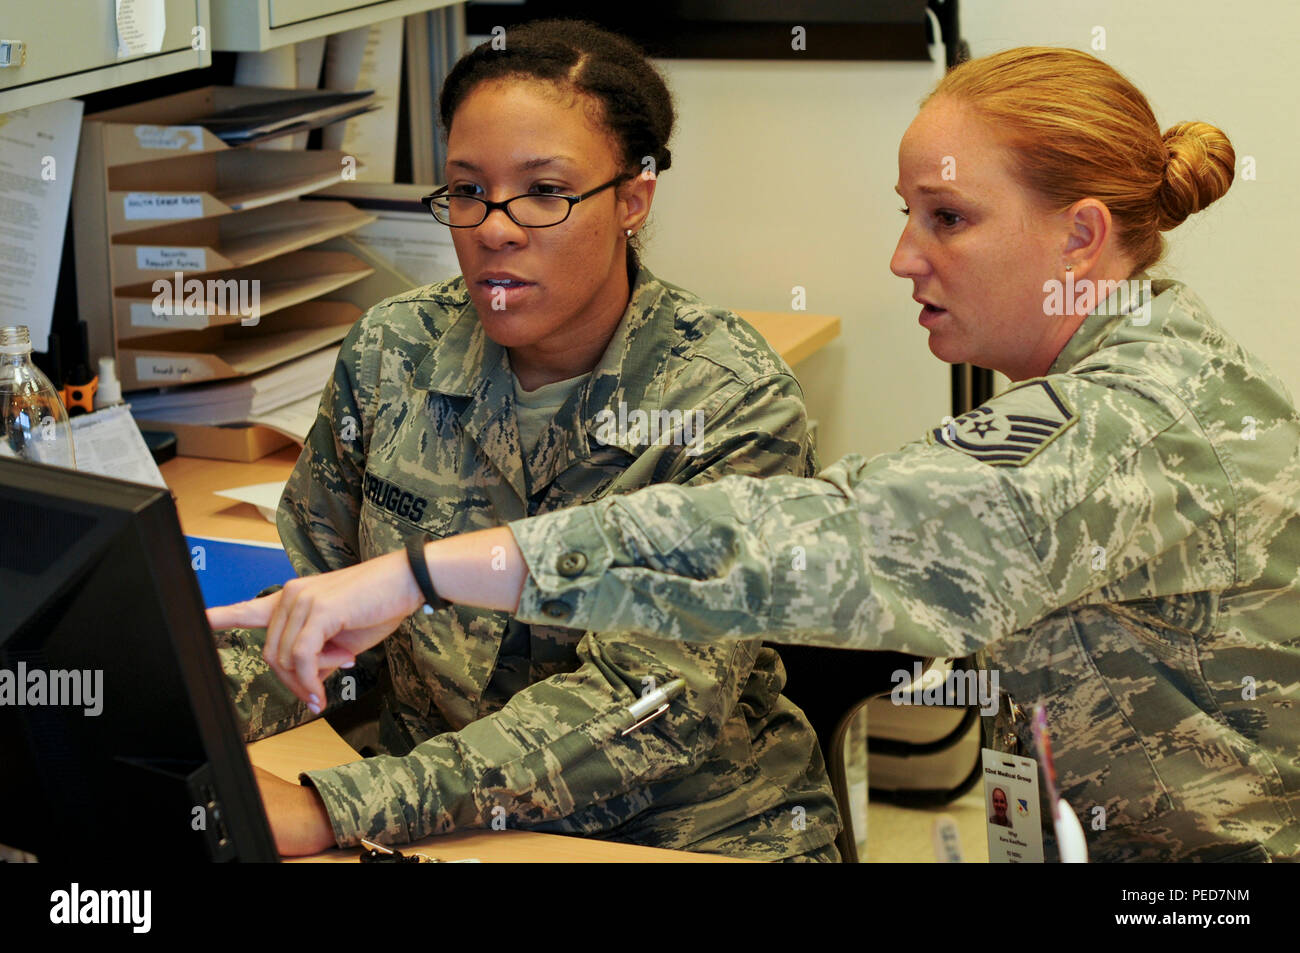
top-left (512, 372), bottom-right (590, 456)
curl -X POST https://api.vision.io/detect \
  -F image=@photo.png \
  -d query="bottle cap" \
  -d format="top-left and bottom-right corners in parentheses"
top-left (97, 356), bottom-right (123, 407)
top-left (0, 325), bottom-right (31, 355)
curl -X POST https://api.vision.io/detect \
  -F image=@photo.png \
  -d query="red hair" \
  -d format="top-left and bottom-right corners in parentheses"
top-left (930, 47), bottom-right (1234, 271)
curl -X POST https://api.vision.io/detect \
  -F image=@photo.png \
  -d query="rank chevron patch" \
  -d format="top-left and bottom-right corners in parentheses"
top-left (929, 379), bottom-right (1078, 467)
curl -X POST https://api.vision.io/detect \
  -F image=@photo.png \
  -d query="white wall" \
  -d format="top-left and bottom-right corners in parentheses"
top-left (961, 0), bottom-right (1300, 398)
top-left (644, 58), bottom-right (949, 466)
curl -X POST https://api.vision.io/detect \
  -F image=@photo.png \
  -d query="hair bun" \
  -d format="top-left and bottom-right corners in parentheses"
top-left (1156, 121), bottom-right (1235, 230)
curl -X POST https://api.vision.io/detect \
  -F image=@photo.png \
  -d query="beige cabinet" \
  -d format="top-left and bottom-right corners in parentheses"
top-left (0, 1), bottom-right (211, 113)
top-left (210, 0), bottom-right (457, 51)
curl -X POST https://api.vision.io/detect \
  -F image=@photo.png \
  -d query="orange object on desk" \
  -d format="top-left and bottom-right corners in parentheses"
top-left (61, 376), bottom-right (98, 415)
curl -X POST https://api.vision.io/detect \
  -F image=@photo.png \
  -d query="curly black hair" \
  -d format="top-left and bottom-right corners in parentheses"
top-left (439, 19), bottom-right (674, 180)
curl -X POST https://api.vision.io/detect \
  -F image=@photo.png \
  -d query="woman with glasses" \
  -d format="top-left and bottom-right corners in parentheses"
top-left (215, 47), bottom-right (1300, 863)
top-left (210, 20), bottom-right (840, 860)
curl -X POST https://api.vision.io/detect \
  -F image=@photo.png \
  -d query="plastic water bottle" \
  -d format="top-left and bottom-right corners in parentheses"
top-left (0, 325), bottom-right (76, 468)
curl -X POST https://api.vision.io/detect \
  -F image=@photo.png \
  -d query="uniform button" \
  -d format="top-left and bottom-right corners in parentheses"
top-left (541, 600), bottom-right (571, 620)
top-left (557, 551), bottom-right (587, 577)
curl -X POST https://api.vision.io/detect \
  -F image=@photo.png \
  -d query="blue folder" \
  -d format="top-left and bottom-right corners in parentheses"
top-left (184, 535), bottom-right (297, 608)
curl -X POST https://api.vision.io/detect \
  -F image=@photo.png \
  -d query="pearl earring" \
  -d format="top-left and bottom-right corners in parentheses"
top-left (625, 229), bottom-right (634, 237)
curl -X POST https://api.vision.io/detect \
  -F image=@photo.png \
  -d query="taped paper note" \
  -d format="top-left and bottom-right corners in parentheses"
top-left (0, 99), bottom-right (83, 351)
top-left (322, 19), bottom-right (402, 181)
top-left (116, 0), bottom-right (166, 58)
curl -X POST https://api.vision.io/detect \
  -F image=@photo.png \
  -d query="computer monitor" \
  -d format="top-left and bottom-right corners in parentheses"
top-left (0, 457), bottom-right (278, 862)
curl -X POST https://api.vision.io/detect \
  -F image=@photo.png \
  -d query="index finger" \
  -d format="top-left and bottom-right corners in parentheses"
top-left (206, 594), bottom-right (278, 631)
top-left (290, 608), bottom-right (335, 712)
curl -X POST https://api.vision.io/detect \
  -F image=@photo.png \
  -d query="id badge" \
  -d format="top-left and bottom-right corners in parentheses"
top-left (982, 748), bottom-right (1044, 863)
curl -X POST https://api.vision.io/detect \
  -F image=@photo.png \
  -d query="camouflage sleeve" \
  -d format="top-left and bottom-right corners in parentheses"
top-left (215, 599), bottom-right (386, 742)
top-left (213, 584), bottom-right (381, 742)
top-left (216, 319), bottom-right (386, 741)
top-left (507, 372), bottom-right (1218, 658)
top-left (666, 372), bottom-right (817, 482)
top-left (300, 373), bottom-right (816, 846)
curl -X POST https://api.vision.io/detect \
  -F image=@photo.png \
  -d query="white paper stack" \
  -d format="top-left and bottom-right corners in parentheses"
top-left (248, 393), bottom-right (323, 442)
top-left (126, 345), bottom-right (338, 427)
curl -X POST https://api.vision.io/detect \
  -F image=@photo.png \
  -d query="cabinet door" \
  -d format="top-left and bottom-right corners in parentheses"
top-left (211, 0), bottom-right (453, 52)
top-left (0, 1), bottom-right (209, 112)
top-left (269, 0), bottom-right (383, 28)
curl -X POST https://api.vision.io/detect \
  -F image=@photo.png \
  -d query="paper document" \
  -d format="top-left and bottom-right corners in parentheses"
top-left (214, 481), bottom-right (288, 523)
top-left (323, 19), bottom-right (404, 181)
top-left (248, 392), bottom-right (322, 442)
top-left (125, 346), bottom-right (339, 426)
top-left (190, 91), bottom-right (378, 146)
top-left (70, 404), bottom-right (166, 488)
top-left (351, 211), bottom-right (459, 286)
top-left (0, 100), bottom-right (84, 351)
top-left (116, 0), bottom-right (166, 58)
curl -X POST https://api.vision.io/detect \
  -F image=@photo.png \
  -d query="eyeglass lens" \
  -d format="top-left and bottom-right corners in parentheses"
top-left (434, 194), bottom-right (573, 227)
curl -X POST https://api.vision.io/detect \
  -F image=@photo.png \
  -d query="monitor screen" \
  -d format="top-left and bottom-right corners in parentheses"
top-left (0, 458), bottom-right (277, 862)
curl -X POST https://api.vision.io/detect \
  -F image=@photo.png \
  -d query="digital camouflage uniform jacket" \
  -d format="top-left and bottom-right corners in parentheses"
top-left (508, 280), bottom-right (1300, 862)
top-left (216, 265), bottom-right (841, 860)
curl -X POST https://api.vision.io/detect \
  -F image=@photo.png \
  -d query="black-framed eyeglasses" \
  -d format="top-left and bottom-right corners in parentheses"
top-left (422, 174), bottom-right (631, 228)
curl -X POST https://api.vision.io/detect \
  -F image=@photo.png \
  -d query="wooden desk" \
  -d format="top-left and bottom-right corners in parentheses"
top-left (247, 719), bottom-right (745, 863)
top-left (740, 311), bottom-right (841, 368)
top-left (161, 446), bottom-right (300, 543)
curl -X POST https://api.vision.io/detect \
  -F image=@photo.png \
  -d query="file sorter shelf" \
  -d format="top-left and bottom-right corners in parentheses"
top-left (74, 85), bottom-right (379, 377)
top-left (110, 200), bottom-right (376, 286)
top-left (72, 86), bottom-right (383, 459)
top-left (118, 300), bottom-right (361, 391)
top-left (112, 249), bottom-right (374, 341)
top-left (105, 148), bottom-right (359, 235)
top-left (126, 346), bottom-right (342, 426)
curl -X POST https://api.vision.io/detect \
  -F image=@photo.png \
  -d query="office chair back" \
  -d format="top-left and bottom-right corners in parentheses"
top-left (774, 643), bottom-right (929, 863)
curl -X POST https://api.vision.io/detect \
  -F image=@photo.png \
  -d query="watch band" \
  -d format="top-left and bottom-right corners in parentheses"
top-left (405, 534), bottom-right (448, 612)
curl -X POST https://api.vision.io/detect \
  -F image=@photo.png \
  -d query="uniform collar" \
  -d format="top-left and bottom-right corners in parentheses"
top-left (411, 281), bottom-right (493, 398)
top-left (409, 264), bottom-right (676, 499)
top-left (1047, 273), bottom-right (1173, 375)
top-left (524, 264), bottom-right (677, 491)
